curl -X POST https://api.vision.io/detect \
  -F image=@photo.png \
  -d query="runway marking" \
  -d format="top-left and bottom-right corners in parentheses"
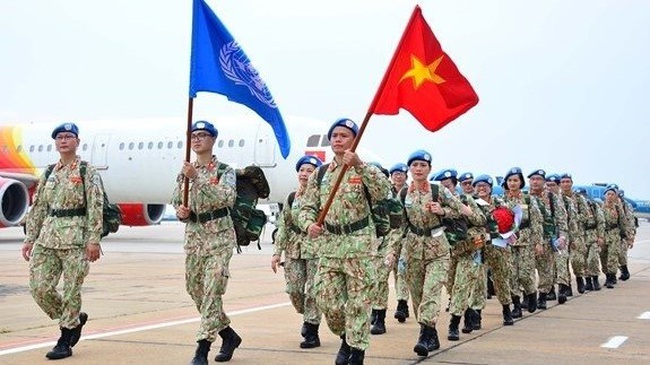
top-left (600, 336), bottom-right (628, 349)
top-left (0, 302), bottom-right (290, 356)
top-left (638, 311), bottom-right (650, 319)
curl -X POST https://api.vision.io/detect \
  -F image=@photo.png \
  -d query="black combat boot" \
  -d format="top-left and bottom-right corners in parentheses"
top-left (335, 334), bottom-right (351, 365)
top-left (558, 284), bottom-right (569, 304)
top-left (448, 315), bottom-right (461, 341)
top-left (301, 322), bottom-right (308, 338)
top-left (413, 324), bottom-right (431, 356)
top-left (214, 326), bottom-right (242, 362)
top-left (576, 277), bottom-right (585, 294)
top-left (511, 296), bottom-right (522, 319)
top-left (70, 312), bottom-right (88, 348)
top-left (46, 327), bottom-right (74, 360)
top-left (370, 309), bottom-right (377, 325)
top-left (612, 274), bottom-right (618, 284)
top-left (537, 292), bottom-right (547, 310)
top-left (461, 308), bottom-right (475, 333)
top-left (473, 310), bottom-right (482, 330)
top-left (619, 265), bottom-right (630, 281)
top-left (190, 339), bottom-right (211, 365)
top-left (300, 322), bottom-right (321, 349)
top-left (502, 304), bottom-right (514, 326)
top-left (546, 286), bottom-right (557, 301)
top-left (370, 309), bottom-right (386, 335)
top-left (592, 276), bottom-right (601, 291)
top-left (605, 274), bottom-right (615, 289)
top-left (584, 277), bottom-right (593, 291)
top-left (348, 348), bottom-right (365, 365)
top-left (393, 299), bottom-right (409, 323)
top-left (427, 325), bottom-right (440, 351)
top-left (526, 292), bottom-right (537, 313)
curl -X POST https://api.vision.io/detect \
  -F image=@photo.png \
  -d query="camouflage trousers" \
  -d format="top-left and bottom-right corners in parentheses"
top-left (584, 230), bottom-right (602, 276)
top-left (554, 248), bottom-right (571, 286)
top-left (394, 255), bottom-right (410, 301)
top-left (185, 248), bottom-right (233, 342)
top-left (569, 235), bottom-right (587, 277)
top-left (314, 257), bottom-right (375, 350)
top-left (483, 244), bottom-right (512, 305)
top-left (510, 245), bottom-right (536, 298)
top-left (284, 257), bottom-right (321, 324)
top-left (618, 236), bottom-right (633, 267)
top-left (599, 231), bottom-right (621, 275)
top-left (371, 255), bottom-right (391, 310)
top-left (536, 244), bottom-right (556, 293)
top-left (449, 254), bottom-right (481, 317)
top-left (468, 259), bottom-right (486, 311)
top-left (29, 245), bottom-right (89, 329)
top-left (406, 256), bottom-right (449, 327)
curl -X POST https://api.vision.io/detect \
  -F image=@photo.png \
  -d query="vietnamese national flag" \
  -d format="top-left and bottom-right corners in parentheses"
top-left (370, 6), bottom-right (478, 132)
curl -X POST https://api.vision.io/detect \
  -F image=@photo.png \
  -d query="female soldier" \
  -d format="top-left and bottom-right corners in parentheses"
top-left (600, 186), bottom-right (630, 288)
top-left (388, 150), bottom-right (471, 357)
top-left (271, 155), bottom-right (323, 348)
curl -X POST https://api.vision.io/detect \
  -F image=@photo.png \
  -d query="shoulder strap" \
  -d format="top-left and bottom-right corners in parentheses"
top-left (287, 191), bottom-right (296, 208)
top-left (399, 187), bottom-right (407, 204)
top-left (215, 162), bottom-right (227, 179)
top-left (548, 192), bottom-right (556, 218)
top-left (316, 163), bottom-right (330, 186)
top-left (430, 183), bottom-right (439, 202)
top-left (44, 164), bottom-right (56, 180)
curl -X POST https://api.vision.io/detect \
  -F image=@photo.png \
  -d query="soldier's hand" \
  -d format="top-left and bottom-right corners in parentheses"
top-left (460, 204), bottom-right (473, 217)
top-left (308, 223), bottom-right (323, 239)
top-left (342, 150), bottom-right (362, 168)
top-left (86, 244), bottom-right (101, 262)
top-left (176, 205), bottom-right (190, 220)
top-left (271, 254), bottom-right (281, 273)
top-left (534, 243), bottom-right (544, 255)
top-left (21, 243), bottom-right (33, 261)
top-left (597, 237), bottom-right (604, 247)
top-left (628, 239), bottom-right (634, 249)
top-left (181, 162), bottom-right (198, 179)
top-left (427, 202), bottom-right (444, 215)
top-left (384, 252), bottom-right (397, 269)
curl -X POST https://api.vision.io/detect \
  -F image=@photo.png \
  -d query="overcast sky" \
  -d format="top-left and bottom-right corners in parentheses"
top-left (1, 0), bottom-right (649, 198)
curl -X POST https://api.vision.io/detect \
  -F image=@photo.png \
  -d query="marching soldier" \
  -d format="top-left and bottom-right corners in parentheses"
top-left (559, 174), bottom-right (590, 293)
top-left (616, 189), bottom-right (636, 281)
top-left (503, 167), bottom-right (542, 315)
top-left (298, 118), bottom-right (391, 365)
top-left (600, 186), bottom-right (632, 288)
top-left (22, 122), bottom-right (101, 360)
top-left (271, 155), bottom-right (323, 348)
top-left (172, 121), bottom-right (241, 364)
top-left (575, 188), bottom-right (605, 290)
top-left (389, 163), bottom-right (411, 323)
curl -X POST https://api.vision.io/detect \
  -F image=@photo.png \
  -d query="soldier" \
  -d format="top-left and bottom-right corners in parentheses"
top-left (21, 122), bottom-right (101, 360)
top-left (529, 169), bottom-right (569, 308)
top-left (616, 189), bottom-right (636, 281)
top-left (387, 150), bottom-right (471, 357)
top-left (502, 167), bottom-right (542, 315)
top-left (298, 118), bottom-right (391, 365)
top-left (271, 155), bottom-right (323, 348)
top-left (389, 163), bottom-right (411, 323)
top-left (575, 188), bottom-right (605, 290)
top-left (432, 169), bottom-right (487, 341)
top-left (472, 175), bottom-right (516, 326)
top-left (600, 186), bottom-right (632, 288)
top-left (172, 121), bottom-right (241, 364)
top-left (546, 173), bottom-right (576, 300)
top-left (559, 174), bottom-right (590, 293)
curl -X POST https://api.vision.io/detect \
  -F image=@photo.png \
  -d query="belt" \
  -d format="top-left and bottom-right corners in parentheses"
top-left (606, 224), bottom-right (619, 231)
top-left (584, 223), bottom-right (597, 230)
top-left (189, 208), bottom-right (229, 223)
top-left (519, 221), bottom-right (530, 230)
top-left (408, 224), bottom-right (443, 237)
top-left (325, 216), bottom-right (370, 235)
top-left (50, 207), bottom-right (86, 217)
top-left (289, 224), bottom-right (304, 234)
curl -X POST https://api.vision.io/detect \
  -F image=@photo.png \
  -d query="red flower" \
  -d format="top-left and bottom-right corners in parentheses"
top-left (492, 206), bottom-right (515, 234)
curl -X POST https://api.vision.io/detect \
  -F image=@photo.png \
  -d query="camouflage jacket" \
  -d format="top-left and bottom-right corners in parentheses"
top-left (477, 195), bottom-right (508, 241)
top-left (297, 160), bottom-right (391, 258)
top-left (275, 189), bottom-right (319, 259)
top-left (560, 192), bottom-right (582, 245)
top-left (503, 190), bottom-right (543, 246)
top-left (530, 190), bottom-right (568, 242)
top-left (25, 156), bottom-right (103, 248)
top-left (620, 200), bottom-right (637, 238)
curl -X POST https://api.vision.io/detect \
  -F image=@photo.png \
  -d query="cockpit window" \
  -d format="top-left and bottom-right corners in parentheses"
top-left (321, 135), bottom-right (330, 147)
top-left (307, 134), bottom-right (320, 147)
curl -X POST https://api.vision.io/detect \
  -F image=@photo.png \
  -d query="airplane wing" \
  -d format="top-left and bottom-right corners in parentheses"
top-left (0, 172), bottom-right (40, 189)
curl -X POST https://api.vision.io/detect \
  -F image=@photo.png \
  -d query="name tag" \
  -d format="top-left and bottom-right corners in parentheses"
top-left (431, 227), bottom-right (444, 238)
top-left (209, 177), bottom-right (219, 185)
top-left (348, 176), bottom-right (362, 184)
top-left (70, 176), bottom-right (82, 184)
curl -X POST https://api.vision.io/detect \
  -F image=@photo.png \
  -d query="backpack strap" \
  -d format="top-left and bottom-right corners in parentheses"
top-left (287, 191), bottom-right (297, 209)
top-left (399, 184), bottom-right (439, 204)
top-left (44, 164), bottom-right (56, 180)
top-left (548, 191), bottom-right (556, 219)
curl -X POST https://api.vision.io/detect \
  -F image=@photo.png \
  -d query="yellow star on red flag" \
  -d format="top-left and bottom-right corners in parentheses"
top-left (399, 54), bottom-right (445, 89)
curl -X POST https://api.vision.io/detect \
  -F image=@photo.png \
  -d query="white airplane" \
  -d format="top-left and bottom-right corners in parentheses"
top-left (0, 115), bottom-right (382, 229)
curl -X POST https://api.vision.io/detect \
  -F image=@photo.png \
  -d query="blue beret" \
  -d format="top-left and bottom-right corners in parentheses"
top-left (459, 172), bottom-right (474, 183)
top-left (433, 168), bottom-right (458, 182)
top-left (389, 163), bottom-right (408, 175)
top-left (327, 118), bottom-right (358, 140)
top-left (527, 169), bottom-right (546, 179)
top-left (545, 174), bottom-right (561, 184)
top-left (295, 155), bottom-right (323, 172)
top-left (604, 185), bottom-right (617, 196)
top-left (472, 174), bottom-right (493, 187)
top-left (51, 123), bottom-right (79, 139)
top-left (618, 189), bottom-right (625, 197)
top-left (504, 167), bottom-right (525, 190)
top-left (574, 187), bottom-right (587, 195)
top-left (191, 120), bottom-right (218, 137)
top-left (560, 173), bottom-right (573, 181)
top-left (407, 149), bottom-right (432, 166)
top-left (607, 183), bottom-right (619, 191)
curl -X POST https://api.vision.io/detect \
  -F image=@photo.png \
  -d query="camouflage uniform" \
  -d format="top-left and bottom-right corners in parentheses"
top-left (478, 196), bottom-right (513, 307)
top-left (25, 156), bottom-right (103, 329)
top-left (599, 202), bottom-right (627, 280)
top-left (564, 192), bottom-right (589, 284)
top-left (583, 198), bottom-right (605, 284)
top-left (391, 184), bottom-right (410, 319)
top-left (503, 191), bottom-right (543, 300)
top-left (618, 200), bottom-right (636, 267)
top-left (298, 161), bottom-right (390, 351)
top-left (557, 193), bottom-right (579, 289)
top-left (274, 191), bottom-right (321, 326)
top-left (171, 156), bottom-right (237, 342)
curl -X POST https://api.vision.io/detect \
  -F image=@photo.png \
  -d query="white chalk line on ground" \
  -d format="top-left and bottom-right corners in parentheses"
top-left (0, 302), bottom-right (290, 356)
top-left (600, 336), bottom-right (628, 349)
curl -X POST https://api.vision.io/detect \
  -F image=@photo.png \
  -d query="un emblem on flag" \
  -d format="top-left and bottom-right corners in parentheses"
top-left (219, 41), bottom-right (277, 109)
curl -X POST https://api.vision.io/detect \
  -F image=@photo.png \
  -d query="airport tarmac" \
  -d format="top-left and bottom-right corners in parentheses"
top-left (1, 222), bottom-right (649, 365)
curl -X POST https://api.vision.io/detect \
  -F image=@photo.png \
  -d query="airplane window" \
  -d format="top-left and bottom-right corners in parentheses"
top-left (30, 145), bottom-right (35, 152)
top-left (307, 134), bottom-right (320, 147)
top-left (129, 142), bottom-right (135, 150)
top-left (82, 143), bottom-right (88, 151)
top-left (138, 142), bottom-right (144, 150)
top-left (47, 145), bottom-right (52, 152)
top-left (148, 142), bottom-right (154, 150)
top-left (228, 139), bottom-right (234, 147)
top-left (38, 145), bottom-right (43, 152)
top-left (119, 142), bottom-right (125, 150)
top-left (218, 140), bottom-right (224, 148)
top-left (239, 139), bottom-right (244, 147)
top-left (167, 141), bottom-right (173, 149)
top-left (157, 142), bottom-right (163, 149)
top-left (177, 141), bottom-right (183, 149)
top-left (321, 135), bottom-right (331, 147)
